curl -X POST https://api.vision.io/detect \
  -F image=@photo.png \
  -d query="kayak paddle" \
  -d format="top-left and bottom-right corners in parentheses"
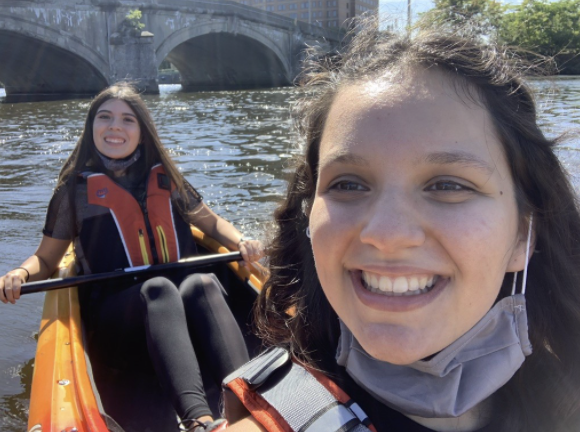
top-left (20, 252), bottom-right (242, 295)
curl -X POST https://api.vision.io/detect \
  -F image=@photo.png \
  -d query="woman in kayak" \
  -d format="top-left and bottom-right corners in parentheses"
top-left (222, 24), bottom-right (580, 432)
top-left (0, 84), bottom-right (263, 432)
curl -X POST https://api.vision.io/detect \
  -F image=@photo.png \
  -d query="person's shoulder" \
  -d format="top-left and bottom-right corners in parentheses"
top-left (50, 179), bottom-right (73, 202)
top-left (182, 180), bottom-right (203, 202)
top-left (173, 180), bottom-right (203, 212)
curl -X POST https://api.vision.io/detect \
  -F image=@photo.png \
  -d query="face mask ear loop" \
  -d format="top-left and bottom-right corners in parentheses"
top-left (511, 272), bottom-right (518, 296)
top-left (521, 214), bottom-right (533, 295)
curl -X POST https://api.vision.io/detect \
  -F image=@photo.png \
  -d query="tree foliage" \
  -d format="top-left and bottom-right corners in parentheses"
top-left (416, 0), bottom-right (580, 72)
top-left (416, 0), bottom-right (504, 37)
top-left (121, 9), bottom-right (145, 37)
top-left (498, 0), bottom-right (580, 56)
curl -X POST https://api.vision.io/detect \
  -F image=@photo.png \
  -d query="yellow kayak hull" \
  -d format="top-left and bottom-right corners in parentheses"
top-left (28, 226), bottom-right (266, 432)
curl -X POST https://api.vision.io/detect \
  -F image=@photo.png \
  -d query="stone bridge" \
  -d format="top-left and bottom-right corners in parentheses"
top-left (0, 0), bottom-right (341, 99)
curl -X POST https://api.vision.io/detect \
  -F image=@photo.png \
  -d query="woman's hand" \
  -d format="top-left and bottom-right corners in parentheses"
top-left (0, 268), bottom-right (28, 304)
top-left (0, 237), bottom-right (70, 305)
top-left (189, 203), bottom-right (266, 265)
top-left (238, 239), bottom-right (265, 265)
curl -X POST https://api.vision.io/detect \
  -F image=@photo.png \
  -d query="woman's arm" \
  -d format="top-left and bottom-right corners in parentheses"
top-left (189, 203), bottom-right (264, 264)
top-left (0, 235), bottom-right (70, 304)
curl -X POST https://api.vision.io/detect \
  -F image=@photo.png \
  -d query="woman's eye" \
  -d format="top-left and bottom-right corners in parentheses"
top-left (97, 114), bottom-right (110, 120)
top-left (329, 180), bottom-right (368, 192)
top-left (426, 181), bottom-right (472, 192)
top-left (124, 117), bottom-right (135, 123)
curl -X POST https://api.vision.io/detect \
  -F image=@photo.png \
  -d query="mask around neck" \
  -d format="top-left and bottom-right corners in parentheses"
top-left (96, 146), bottom-right (142, 173)
top-left (336, 293), bottom-right (532, 418)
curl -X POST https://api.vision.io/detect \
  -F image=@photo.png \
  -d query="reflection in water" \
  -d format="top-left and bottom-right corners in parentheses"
top-left (0, 79), bottom-right (579, 429)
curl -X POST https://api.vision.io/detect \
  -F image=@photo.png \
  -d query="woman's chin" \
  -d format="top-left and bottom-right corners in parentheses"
top-left (356, 334), bottom-right (439, 365)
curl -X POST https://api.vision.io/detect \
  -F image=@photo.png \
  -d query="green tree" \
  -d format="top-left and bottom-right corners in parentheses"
top-left (498, 0), bottom-right (580, 56)
top-left (126, 9), bottom-right (145, 31)
top-left (416, 0), bottom-right (504, 37)
top-left (120, 9), bottom-right (145, 37)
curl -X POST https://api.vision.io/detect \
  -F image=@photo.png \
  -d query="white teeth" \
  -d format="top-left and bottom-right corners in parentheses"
top-left (408, 277), bottom-right (420, 291)
top-left (371, 274), bottom-right (379, 290)
top-left (379, 276), bottom-right (393, 292)
top-left (393, 277), bottom-right (408, 293)
top-left (361, 271), bottom-right (440, 297)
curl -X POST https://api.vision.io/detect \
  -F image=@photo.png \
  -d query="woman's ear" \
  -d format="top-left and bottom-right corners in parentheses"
top-left (506, 217), bottom-right (536, 272)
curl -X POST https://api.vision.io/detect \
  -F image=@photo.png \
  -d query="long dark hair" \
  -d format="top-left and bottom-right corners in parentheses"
top-left (56, 83), bottom-right (190, 200)
top-left (256, 25), bottom-right (580, 431)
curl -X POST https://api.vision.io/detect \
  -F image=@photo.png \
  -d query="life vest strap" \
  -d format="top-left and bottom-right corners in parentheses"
top-left (223, 347), bottom-right (373, 432)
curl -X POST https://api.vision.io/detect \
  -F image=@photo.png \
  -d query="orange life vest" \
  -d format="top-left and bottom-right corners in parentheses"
top-left (78, 164), bottom-right (197, 273)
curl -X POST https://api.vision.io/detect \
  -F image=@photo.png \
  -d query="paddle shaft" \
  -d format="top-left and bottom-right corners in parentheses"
top-left (20, 252), bottom-right (242, 295)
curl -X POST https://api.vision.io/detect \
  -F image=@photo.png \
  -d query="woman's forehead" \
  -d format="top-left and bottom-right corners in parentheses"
top-left (319, 71), bottom-right (506, 174)
top-left (339, 68), bottom-right (479, 110)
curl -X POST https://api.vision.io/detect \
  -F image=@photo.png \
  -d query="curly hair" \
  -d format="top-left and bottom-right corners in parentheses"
top-left (255, 24), bottom-right (580, 431)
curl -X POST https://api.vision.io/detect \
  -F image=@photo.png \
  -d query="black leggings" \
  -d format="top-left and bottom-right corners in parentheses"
top-left (86, 273), bottom-right (250, 421)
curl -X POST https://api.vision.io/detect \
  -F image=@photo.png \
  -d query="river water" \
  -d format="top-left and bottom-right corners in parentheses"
top-left (0, 79), bottom-right (579, 430)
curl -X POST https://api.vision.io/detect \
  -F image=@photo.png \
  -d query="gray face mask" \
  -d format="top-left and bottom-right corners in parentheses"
top-left (336, 217), bottom-right (534, 419)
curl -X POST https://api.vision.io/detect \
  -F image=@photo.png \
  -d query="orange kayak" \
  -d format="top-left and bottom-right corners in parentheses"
top-left (27, 226), bottom-right (266, 432)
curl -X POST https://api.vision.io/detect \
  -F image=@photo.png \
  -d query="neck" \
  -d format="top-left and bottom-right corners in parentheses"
top-left (112, 169), bottom-right (126, 178)
top-left (96, 146), bottom-right (141, 173)
top-left (404, 396), bottom-right (493, 432)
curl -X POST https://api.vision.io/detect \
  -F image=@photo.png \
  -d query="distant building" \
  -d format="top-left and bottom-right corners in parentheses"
top-left (231, 0), bottom-right (378, 28)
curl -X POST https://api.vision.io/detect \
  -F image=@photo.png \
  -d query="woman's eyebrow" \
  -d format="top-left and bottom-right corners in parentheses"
top-left (319, 151), bottom-right (369, 170)
top-left (422, 151), bottom-right (495, 174)
top-left (96, 109), bottom-right (137, 118)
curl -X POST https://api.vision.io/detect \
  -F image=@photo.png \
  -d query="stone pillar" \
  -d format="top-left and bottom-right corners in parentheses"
top-left (108, 30), bottom-right (159, 94)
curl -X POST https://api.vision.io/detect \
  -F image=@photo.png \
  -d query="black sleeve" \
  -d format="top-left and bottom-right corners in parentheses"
top-left (172, 181), bottom-right (203, 224)
top-left (42, 185), bottom-right (76, 240)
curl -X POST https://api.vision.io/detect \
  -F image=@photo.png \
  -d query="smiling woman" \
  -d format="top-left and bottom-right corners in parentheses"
top-left (222, 22), bottom-right (580, 432)
top-left (311, 69), bottom-right (527, 367)
top-left (0, 83), bottom-right (265, 432)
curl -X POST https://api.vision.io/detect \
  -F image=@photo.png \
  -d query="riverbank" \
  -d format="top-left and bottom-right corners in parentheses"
top-left (556, 53), bottom-right (580, 75)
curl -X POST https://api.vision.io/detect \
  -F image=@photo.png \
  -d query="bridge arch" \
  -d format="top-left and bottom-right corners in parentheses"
top-left (156, 22), bottom-right (292, 90)
top-left (0, 15), bottom-right (108, 98)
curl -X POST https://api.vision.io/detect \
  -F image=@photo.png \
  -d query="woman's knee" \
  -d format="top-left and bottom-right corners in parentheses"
top-left (140, 277), bottom-right (179, 303)
top-left (180, 273), bottom-right (223, 302)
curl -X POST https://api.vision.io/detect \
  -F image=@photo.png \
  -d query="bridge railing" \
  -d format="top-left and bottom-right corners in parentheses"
top-left (139, 0), bottom-right (342, 41)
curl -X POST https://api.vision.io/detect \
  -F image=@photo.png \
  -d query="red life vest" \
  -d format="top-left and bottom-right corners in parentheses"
top-left (222, 347), bottom-right (377, 432)
top-left (78, 164), bottom-right (198, 273)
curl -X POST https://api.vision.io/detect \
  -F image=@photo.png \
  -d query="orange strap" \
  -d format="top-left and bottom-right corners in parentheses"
top-left (146, 165), bottom-right (180, 263)
top-left (226, 377), bottom-right (293, 432)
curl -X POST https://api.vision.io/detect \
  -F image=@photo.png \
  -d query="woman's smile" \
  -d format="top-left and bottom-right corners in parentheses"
top-left (349, 270), bottom-right (449, 313)
top-left (361, 271), bottom-right (439, 296)
top-left (103, 136), bottom-right (126, 145)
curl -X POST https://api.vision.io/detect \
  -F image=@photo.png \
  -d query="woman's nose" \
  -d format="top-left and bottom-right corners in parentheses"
top-left (359, 191), bottom-right (426, 253)
top-left (109, 118), bottom-right (123, 130)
